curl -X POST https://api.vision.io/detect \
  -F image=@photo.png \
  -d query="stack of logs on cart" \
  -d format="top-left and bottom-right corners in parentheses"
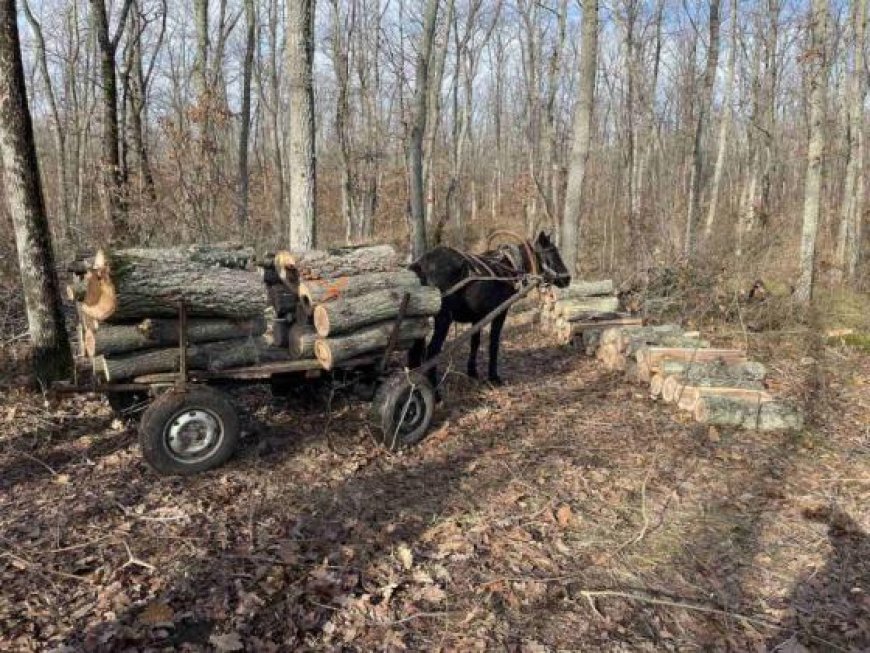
top-left (259, 244), bottom-right (440, 370)
top-left (593, 323), bottom-right (803, 431)
top-left (68, 243), bottom-right (438, 381)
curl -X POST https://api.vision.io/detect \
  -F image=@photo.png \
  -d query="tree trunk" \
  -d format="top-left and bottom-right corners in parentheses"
top-left (543, 279), bottom-right (613, 301)
top-left (636, 347), bottom-right (747, 382)
top-left (286, 0), bottom-right (317, 249)
top-left (835, 0), bottom-right (867, 280)
top-left (659, 359), bottom-right (767, 382)
top-left (0, 0), bottom-right (73, 384)
top-left (663, 374), bottom-right (765, 405)
top-left (274, 244), bottom-right (399, 282)
top-left (314, 318), bottom-right (430, 370)
top-left (685, 0), bottom-right (721, 255)
top-left (704, 0), bottom-right (737, 238)
top-left (299, 270), bottom-right (421, 309)
top-left (89, 0), bottom-right (132, 236)
top-left (560, 0), bottom-right (598, 273)
top-left (795, 0), bottom-right (829, 303)
top-left (406, 0), bottom-right (440, 258)
top-left (313, 286), bottom-right (441, 337)
top-left (236, 0), bottom-right (256, 230)
top-left (82, 250), bottom-right (267, 321)
top-left (694, 396), bottom-right (803, 431)
top-left (552, 296), bottom-right (619, 320)
top-left (98, 337), bottom-right (290, 381)
top-left (677, 386), bottom-right (773, 413)
top-left (85, 316), bottom-right (266, 357)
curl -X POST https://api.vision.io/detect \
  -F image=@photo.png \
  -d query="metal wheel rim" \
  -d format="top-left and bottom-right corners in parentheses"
top-left (163, 408), bottom-right (224, 463)
top-left (393, 388), bottom-right (427, 437)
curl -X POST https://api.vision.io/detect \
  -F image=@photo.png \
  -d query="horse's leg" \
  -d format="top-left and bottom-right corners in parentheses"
top-left (425, 310), bottom-right (452, 390)
top-left (487, 312), bottom-right (508, 386)
top-left (467, 331), bottom-right (481, 379)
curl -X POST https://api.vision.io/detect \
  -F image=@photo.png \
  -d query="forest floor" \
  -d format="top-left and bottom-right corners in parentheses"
top-left (0, 323), bottom-right (867, 652)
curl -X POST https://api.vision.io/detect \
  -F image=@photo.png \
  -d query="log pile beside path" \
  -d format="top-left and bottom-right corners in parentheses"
top-left (69, 243), bottom-right (437, 381)
top-left (538, 280), bottom-right (642, 351)
top-left (260, 244), bottom-right (439, 371)
top-left (585, 321), bottom-right (803, 432)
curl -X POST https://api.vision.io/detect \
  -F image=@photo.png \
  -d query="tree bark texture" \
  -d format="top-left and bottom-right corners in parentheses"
top-left (84, 316), bottom-right (266, 357)
top-left (406, 0), bottom-right (440, 258)
top-left (543, 279), bottom-right (613, 301)
top-left (795, 0), bottom-right (829, 302)
top-left (274, 245), bottom-right (399, 281)
top-left (83, 251), bottom-right (267, 321)
top-left (560, 0), bottom-right (598, 273)
top-left (286, 0), bottom-right (317, 249)
top-left (313, 286), bottom-right (441, 337)
top-left (694, 396), bottom-right (803, 431)
top-left (0, 0), bottom-right (73, 383)
top-left (314, 318), bottom-right (430, 370)
top-left (98, 337), bottom-right (290, 381)
top-left (299, 269), bottom-right (421, 308)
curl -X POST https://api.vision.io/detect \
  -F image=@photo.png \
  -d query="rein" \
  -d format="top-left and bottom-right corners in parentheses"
top-left (439, 242), bottom-right (541, 300)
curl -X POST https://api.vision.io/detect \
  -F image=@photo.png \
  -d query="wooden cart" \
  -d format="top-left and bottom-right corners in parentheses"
top-left (57, 278), bottom-right (541, 476)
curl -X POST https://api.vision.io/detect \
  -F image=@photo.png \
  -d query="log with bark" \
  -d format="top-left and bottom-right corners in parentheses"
top-left (298, 270), bottom-right (421, 310)
top-left (313, 318), bottom-right (430, 370)
top-left (694, 396), bottom-right (803, 431)
top-left (313, 286), bottom-right (441, 337)
top-left (635, 347), bottom-right (747, 383)
top-left (544, 280), bottom-right (614, 301)
top-left (268, 284), bottom-right (297, 317)
top-left (274, 244), bottom-right (399, 283)
top-left (624, 334), bottom-right (710, 357)
top-left (676, 386), bottom-right (773, 413)
top-left (84, 316), bottom-right (266, 357)
top-left (81, 249), bottom-right (267, 321)
top-left (600, 324), bottom-right (684, 352)
top-left (97, 337), bottom-right (290, 381)
top-left (658, 359), bottom-right (767, 382)
top-left (553, 296), bottom-right (620, 320)
top-left (289, 323), bottom-right (318, 359)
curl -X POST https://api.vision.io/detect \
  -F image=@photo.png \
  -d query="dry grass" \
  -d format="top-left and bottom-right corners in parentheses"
top-left (0, 322), bottom-right (867, 651)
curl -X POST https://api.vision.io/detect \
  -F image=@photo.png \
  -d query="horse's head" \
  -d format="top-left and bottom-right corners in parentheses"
top-left (533, 231), bottom-right (570, 288)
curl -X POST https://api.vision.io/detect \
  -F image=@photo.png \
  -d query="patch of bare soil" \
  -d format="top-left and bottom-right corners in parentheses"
top-left (0, 326), bottom-right (867, 652)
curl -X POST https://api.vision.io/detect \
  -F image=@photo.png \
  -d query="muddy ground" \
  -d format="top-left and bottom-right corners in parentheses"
top-left (0, 325), bottom-right (867, 651)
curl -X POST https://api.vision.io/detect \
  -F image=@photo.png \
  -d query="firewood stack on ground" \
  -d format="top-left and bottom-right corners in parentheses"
top-left (591, 322), bottom-right (803, 431)
top-left (539, 280), bottom-right (642, 351)
top-left (258, 245), bottom-right (440, 371)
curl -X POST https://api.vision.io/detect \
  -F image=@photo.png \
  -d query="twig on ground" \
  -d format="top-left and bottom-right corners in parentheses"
top-left (120, 540), bottom-right (155, 572)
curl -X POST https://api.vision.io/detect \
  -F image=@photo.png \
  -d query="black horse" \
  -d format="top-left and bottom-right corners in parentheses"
top-left (409, 231), bottom-right (570, 387)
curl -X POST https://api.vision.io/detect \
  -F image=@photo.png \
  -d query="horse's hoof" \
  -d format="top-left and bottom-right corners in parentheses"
top-left (488, 376), bottom-right (504, 387)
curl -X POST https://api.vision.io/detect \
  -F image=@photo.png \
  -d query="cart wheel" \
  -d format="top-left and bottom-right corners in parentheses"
top-left (106, 391), bottom-right (149, 417)
top-left (371, 372), bottom-right (435, 451)
top-left (139, 386), bottom-right (239, 475)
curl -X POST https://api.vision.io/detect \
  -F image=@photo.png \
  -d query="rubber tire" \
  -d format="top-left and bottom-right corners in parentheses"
top-left (370, 372), bottom-right (435, 451)
top-left (139, 386), bottom-right (240, 476)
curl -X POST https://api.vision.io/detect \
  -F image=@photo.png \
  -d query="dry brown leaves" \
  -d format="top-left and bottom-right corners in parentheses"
top-left (0, 327), bottom-right (867, 651)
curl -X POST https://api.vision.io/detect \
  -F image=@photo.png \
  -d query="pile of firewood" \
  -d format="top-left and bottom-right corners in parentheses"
top-left (539, 280), bottom-right (642, 351)
top-left (68, 244), bottom-right (284, 382)
top-left (258, 245), bottom-right (440, 370)
top-left (593, 323), bottom-right (803, 431)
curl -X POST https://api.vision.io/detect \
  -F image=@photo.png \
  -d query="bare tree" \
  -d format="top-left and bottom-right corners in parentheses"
top-left (286, 0), bottom-right (317, 248)
top-left (89, 0), bottom-right (135, 237)
top-left (406, 0), bottom-right (441, 258)
top-left (0, 0), bottom-right (72, 383)
top-left (561, 0), bottom-right (598, 274)
top-left (237, 0), bottom-right (256, 231)
top-left (795, 0), bottom-right (829, 302)
top-left (835, 0), bottom-right (866, 279)
top-left (685, 0), bottom-right (721, 255)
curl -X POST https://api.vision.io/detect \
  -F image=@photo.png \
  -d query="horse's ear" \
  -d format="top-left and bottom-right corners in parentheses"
top-left (536, 230), bottom-right (550, 245)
